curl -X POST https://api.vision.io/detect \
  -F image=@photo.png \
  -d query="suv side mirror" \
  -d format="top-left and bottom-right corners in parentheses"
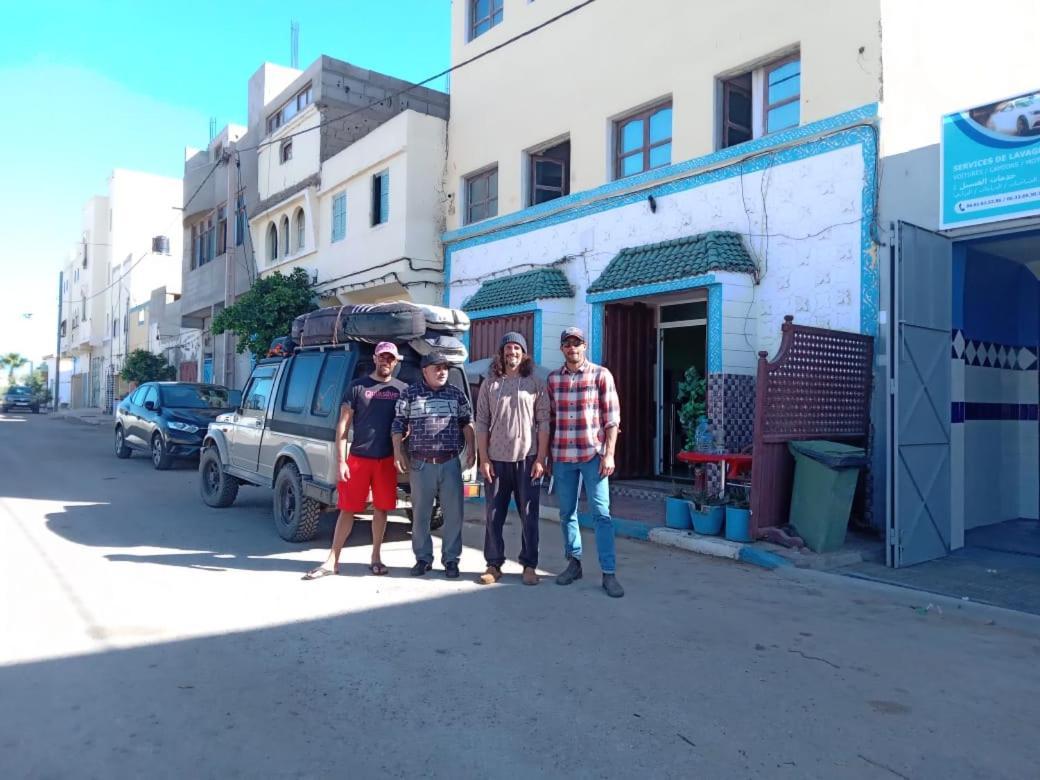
top-left (144, 400), bottom-right (156, 412)
top-left (228, 390), bottom-right (242, 409)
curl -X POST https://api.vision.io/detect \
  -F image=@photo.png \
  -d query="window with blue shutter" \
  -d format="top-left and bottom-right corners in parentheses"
top-left (331, 192), bottom-right (347, 242)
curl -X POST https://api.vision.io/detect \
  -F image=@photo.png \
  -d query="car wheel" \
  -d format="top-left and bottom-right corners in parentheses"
top-left (273, 462), bottom-right (322, 542)
top-left (151, 432), bottom-right (173, 470)
top-left (114, 426), bottom-right (131, 459)
top-left (1018, 116), bottom-right (1029, 136)
top-left (31, 406), bottom-right (39, 414)
top-left (431, 504), bottom-right (445, 531)
top-left (199, 447), bottom-right (238, 507)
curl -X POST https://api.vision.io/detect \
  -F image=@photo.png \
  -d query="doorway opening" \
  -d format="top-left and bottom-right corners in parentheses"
top-left (657, 299), bottom-right (707, 477)
top-left (952, 229), bottom-right (1040, 563)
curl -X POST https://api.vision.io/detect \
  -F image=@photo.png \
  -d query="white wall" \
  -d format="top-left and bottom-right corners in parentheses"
top-left (285, 110), bottom-right (448, 306)
top-left (448, 142), bottom-right (867, 368)
top-left (879, 0), bottom-right (1040, 231)
top-left (257, 107), bottom-right (321, 200)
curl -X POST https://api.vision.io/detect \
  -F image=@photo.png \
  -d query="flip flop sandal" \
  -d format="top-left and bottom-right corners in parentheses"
top-left (369, 562), bottom-right (389, 576)
top-left (302, 567), bottom-right (337, 581)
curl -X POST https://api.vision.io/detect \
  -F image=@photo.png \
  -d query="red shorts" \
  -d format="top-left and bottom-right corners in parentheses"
top-left (337, 454), bottom-right (398, 512)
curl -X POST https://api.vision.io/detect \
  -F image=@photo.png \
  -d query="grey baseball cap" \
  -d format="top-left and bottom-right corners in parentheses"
top-left (560, 327), bottom-right (585, 344)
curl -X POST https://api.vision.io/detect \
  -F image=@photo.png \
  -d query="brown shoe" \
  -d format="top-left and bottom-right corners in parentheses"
top-left (522, 567), bottom-right (540, 586)
top-left (478, 565), bottom-right (502, 585)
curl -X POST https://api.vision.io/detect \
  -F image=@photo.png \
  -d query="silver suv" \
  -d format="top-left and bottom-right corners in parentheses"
top-left (198, 341), bottom-right (479, 541)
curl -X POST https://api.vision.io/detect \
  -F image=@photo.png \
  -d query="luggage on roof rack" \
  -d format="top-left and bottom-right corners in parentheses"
top-left (291, 302), bottom-right (427, 346)
top-left (415, 303), bottom-right (470, 334)
top-left (407, 333), bottom-right (468, 365)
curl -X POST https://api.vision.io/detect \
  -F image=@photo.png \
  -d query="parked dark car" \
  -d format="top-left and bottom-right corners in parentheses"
top-left (2, 385), bottom-right (39, 414)
top-left (114, 382), bottom-right (241, 469)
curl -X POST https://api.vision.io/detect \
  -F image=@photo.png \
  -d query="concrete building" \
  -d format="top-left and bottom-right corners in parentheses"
top-left (249, 55), bottom-right (449, 309)
top-left (59, 195), bottom-right (110, 409)
top-left (178, 62), bottom-right (301, 390)
top-left (443, 0), bottom-right (881, 480)
top-left (101, 169), bottom-right (182, 408)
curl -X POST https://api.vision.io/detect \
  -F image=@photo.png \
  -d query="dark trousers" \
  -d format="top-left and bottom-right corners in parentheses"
top-left (484, 456), bottom-right (540, 569)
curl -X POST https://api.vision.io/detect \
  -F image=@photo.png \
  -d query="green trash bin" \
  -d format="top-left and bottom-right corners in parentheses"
top-left (787, 440), bottom-right (867, 553)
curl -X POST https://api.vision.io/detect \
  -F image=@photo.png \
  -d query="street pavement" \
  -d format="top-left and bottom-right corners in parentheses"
top-left (2, 412), bottom-right (1039, 779)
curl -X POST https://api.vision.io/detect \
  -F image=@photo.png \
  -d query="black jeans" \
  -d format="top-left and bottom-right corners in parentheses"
top-left (484, 456), bottom-right (540, 569)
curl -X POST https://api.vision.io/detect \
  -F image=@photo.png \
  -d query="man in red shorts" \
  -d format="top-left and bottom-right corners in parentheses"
top-left (304, 342), bottom-right (408, 579)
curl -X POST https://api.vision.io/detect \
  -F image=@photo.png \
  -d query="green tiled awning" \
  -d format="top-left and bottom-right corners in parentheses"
top-left (587, 231), bottom-right (757, 294)
top-left (462, 267), bottom-right (574, 312)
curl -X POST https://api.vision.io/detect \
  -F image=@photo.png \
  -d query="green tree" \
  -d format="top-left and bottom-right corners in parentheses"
top-left (121, 349), bottom-right (176, 384)
top-left (210, 267), bottom-right (317, 357)
top-left (1, 352), bottom-right (28, 383)
top-left (27, 365), bottom-right (52, 404)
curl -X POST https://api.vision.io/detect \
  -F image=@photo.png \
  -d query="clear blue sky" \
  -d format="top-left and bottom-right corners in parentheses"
top-left (0, 0), bottom-right (450, 374)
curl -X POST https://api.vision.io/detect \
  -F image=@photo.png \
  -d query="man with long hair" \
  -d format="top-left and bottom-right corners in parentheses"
top-left (475, 332), bottom-right (550, 585)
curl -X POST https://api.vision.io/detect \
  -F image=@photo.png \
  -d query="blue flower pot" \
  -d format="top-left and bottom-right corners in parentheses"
top-left (689, 503), bottom-right (724, 535)
top-left (724, 506), bottom-right (752, 542)
top-left (665, 497), bottom-right (692, 530)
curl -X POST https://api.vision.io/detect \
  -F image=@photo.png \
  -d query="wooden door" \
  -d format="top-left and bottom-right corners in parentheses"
top-left (469, 313), bottom-right (535, 362)
top-left (603, 302), bottom-right (655, 478)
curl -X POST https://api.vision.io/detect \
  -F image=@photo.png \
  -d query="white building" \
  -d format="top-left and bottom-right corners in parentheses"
top-left (101, 169), bottom-right (182, 408)
top-left (249, 55), bottom-right (449, 312)
top-left (59, 195), bottom-right (110, 409)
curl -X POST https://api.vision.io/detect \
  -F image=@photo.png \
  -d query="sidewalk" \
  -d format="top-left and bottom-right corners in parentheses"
top-left (50, 407), bottom-right (110, 427)
top-left (533, 490), bottom-right (882, 572)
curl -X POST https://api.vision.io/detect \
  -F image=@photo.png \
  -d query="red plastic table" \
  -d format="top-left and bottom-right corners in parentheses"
top-left (676, 451), bottom-right (753, 497)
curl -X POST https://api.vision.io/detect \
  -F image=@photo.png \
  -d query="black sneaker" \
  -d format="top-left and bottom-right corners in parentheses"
top-left (410, 560), bottom-right (432, 576)
top-left (555, 557), bottom-right (583, 586)
top-left (444, 561), bottom-right (460, 579)
top-left (602, 574), bottom-right (625, 598)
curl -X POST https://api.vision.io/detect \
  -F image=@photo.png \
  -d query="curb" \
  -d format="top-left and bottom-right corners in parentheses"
top-left (648, 527), bottom-right (793, 570)
top-left (533, 500), bottom-right (789, 570)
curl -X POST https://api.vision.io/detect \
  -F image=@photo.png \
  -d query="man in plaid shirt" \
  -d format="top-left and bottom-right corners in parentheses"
top-left (547, 326), bottom-right (624, 598)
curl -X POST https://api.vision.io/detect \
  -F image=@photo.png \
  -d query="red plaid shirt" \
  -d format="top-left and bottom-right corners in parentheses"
top-left (547, 360), bottom-right (621, 463)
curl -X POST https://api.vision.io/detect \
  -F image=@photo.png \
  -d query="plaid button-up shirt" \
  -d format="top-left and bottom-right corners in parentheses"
top-left (546, 360), bottom-right (620, 463)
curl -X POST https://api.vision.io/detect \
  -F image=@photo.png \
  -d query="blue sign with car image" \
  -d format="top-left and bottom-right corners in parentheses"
top-left (941, 88), bottom-right (1040, 228)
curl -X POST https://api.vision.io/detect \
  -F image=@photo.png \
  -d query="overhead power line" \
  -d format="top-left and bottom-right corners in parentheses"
top-left (235, 0), bottom-right (600, 154)
top-left (65, 160), bottom-right (222, 310)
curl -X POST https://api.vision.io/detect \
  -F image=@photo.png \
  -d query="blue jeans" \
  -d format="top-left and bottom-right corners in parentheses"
top-left (554, 455), bottom-right (615, 574)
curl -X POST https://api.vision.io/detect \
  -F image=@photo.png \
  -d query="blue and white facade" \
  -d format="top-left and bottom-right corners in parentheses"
top-left (445, 107), bottom-right (880, 474)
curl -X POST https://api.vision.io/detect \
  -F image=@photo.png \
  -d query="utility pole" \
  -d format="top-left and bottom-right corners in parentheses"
top-left (54, 270), bottom-right (63, 410)
top-left (223, 146), bottom-right (235, 389)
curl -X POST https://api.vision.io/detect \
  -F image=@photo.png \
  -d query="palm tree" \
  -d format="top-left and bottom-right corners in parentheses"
top-left (1, 353), bottom-right (28, 384)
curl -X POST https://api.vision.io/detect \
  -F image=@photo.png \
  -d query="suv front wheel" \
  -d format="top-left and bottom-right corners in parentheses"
top-left (199, 447), bottom-right (239, 508)
top-left (273, 462), bottom-right (323, 542)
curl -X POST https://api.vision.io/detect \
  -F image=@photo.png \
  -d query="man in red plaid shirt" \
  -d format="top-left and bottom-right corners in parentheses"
top-left (547, 326), bottom-right (624, 598)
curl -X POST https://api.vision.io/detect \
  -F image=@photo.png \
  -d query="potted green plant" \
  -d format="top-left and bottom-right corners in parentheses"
top-left (676, 366), bottom-right (708, 451)
top-left (724, 485), bottom-right (752, 542)
top-left (689, 491), bottom-right (726, 535)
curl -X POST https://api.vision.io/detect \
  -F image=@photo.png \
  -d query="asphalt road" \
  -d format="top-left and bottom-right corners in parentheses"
top-left (2, 412), bottom-right (1039, 779)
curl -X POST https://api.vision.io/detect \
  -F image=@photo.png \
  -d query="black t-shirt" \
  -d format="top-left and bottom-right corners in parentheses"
top-left (345, 375), bottom-right (407, 459)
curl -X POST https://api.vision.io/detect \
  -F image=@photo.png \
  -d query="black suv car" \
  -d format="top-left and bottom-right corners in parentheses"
top-left (114, 382), bottom-right (240, 469)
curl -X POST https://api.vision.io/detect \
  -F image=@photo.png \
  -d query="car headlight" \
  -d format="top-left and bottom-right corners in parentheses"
top-left (168, 421), bottom-right (200, 434)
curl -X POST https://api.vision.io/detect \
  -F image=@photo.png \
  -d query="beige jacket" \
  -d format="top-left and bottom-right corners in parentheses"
top-left (475, 372), bottom-right (550, 462)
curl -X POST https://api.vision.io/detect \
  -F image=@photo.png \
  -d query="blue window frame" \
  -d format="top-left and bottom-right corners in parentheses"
top-left (331, 192), bottom-right (346, 242)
